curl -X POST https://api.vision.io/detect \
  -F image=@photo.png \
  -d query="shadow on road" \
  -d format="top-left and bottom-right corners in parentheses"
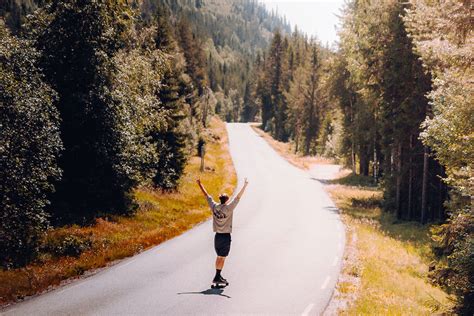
top-left (323, 205), bottom-right (340, 214)
top-left (318, 173), bottom-right (378, 188)
top-left (177, 288), bottom-right (231, 299)
top-left (310, 177), bottom-right (338, 184)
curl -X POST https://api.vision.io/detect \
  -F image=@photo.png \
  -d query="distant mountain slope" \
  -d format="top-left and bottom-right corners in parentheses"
top-left (2, 0), bottom-right (290, 54)
top-left (160, 0), bottom-right (291, 54)
top-left (3, 0), bottom-right (290, 57)
top-left (142, 0), bottom-right (291, 119)
top-left (1, 0), bottom-right (291, 121)
top-left (1, 0), bottom-right (44, 31)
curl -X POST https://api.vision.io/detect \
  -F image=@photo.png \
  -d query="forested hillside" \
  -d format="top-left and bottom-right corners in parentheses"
top-left (2, 0), bottom-right (290, 120)
top-left (1, 0), bottom-right (472, 313)
top-left (252, 0), bottom-right (472, 312)
top-left (1, 0), bottom-right (288, 268)
top-left (1, 0), bottom-right (44, 31)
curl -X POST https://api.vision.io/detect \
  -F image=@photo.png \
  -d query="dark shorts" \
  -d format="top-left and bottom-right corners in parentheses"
top-left (214, 233), bottom-right (231, 257)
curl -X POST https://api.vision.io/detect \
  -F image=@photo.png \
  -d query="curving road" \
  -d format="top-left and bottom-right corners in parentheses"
top-left (1, 123), bottom-right (345, 316)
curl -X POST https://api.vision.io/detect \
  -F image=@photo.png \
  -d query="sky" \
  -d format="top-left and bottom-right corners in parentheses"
top-left (259, 0), bottom-right (345, 46)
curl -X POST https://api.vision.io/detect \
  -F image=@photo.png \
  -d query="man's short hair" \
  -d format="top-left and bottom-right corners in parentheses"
top-left (219, 194), bottom-right (229, 204)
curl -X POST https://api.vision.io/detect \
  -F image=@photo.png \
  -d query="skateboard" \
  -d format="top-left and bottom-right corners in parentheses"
top-left (211, 283), bottom-right (228, 289)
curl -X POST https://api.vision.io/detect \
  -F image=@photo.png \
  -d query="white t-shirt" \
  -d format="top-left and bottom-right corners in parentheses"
top-left (207, 196), bottom-right (240, 233)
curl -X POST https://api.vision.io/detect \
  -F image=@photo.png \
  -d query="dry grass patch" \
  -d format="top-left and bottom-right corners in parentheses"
top-left (250, 124), bottom-right (334, 169)
top-left (327, 179), bottom-right (454, 315)
top-left (0, 117), bottom-right (236, 306)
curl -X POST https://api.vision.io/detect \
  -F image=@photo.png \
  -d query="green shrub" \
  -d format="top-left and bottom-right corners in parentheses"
top-left (42, 234), bottom-right (92, 258)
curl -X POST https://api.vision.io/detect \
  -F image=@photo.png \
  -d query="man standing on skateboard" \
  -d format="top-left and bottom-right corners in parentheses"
top-left (197, 178), bottom-right (249, 287)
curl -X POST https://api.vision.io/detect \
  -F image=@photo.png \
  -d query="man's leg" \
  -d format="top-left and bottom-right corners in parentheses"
top-left (216, 256), bottom-right (226, 270)
top-left (213, 233), bottom-right (230, 284)
top-left (214, 256), bottom-right (226, 282)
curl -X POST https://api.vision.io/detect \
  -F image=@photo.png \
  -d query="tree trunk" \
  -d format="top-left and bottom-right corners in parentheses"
top-left (360, 147), bottom-right (369, 176)
top-left (200, 145), bottom-right (205, 172)
top-left (351, 141), bottom-right (356, 174)
top-left (421, 146), bottom-right (429, 224)
top-left (390, 146), bottom-right (395, 175)
top-left (396, 142), bottom-right (402, 219)
top-left (304, 131), bottom-right (311, 156)
top-left (438, 171), bottom-right (445, 221)
top-left (305, 100), bottom-right (315, 156)
top-left (349, 97), bottom-right (356, 174)
top-left (373, 138), bottom-right (377, 181)
top-left (202, 89), bottom-right (209, 127)
top-left (408, 135), bottom-right (413, 220)
top-left (294, 128), bottom-right (299, 154)
top-left (305, 69), bottom-right (318, 156)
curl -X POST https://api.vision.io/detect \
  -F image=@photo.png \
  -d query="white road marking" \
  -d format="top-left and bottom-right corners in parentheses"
top-left (332, 256), bottom-right (338, 266)
top-left (321, 276), bottom-right (331, 290)
top-left (301, 303), bottom-right (315, 316)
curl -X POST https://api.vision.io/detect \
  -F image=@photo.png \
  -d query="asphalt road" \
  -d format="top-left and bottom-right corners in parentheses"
top-left (2, 123), bottom-right (345, 316)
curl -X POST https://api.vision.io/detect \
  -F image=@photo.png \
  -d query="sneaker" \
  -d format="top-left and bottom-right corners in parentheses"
top-left (218, 275), bottom-right (229, 285)
top-left (212, 276), bottom-right (224, 284)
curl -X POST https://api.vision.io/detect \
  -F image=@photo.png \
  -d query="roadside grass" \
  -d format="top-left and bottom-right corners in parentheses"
top-left (252, 127), bottom-right (454, 314)
top-left (0, 117), bottom-right (236, 306)
top-left (327, 180), bottom-right (454, 314)
top-left (250, 124), bottom-right (334, 169)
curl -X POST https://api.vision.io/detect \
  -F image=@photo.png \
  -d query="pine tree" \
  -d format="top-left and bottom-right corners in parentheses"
top-left (152, 66), bottom-right (188, 190)
top-left (0, 22), bottom-right (62, 267)
top-left (256, 52), bottom-right (272, 130)
top-left (273, 36), bottom-right (289, 141)
top-left (378, 2), bottom-right (434, 220)
top-left (302, 46), bottom-right (322, 155)
top-left (327, 54), bottom-right (357, 172)
top-left (285, 64), bottom-right (307, 153)
top-left (33, 0), bottom-right (152, 222)
top-left (152, 7), bottom-right (189, 190)
top-left (177, 18), bottom-right (207, 96)
top-left (153, 4), bottom-right (175, 53)
top-left (405, 0), bottom-right (474, 312)
top-left (268, 30), bottom-right (285, 139)
top-left (241, 80), bottom-right (257, 122)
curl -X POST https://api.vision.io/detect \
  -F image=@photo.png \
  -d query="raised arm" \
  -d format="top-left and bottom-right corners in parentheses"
top-left (236, 178), bottom-right (249, 199)
top-left (197, 179), bottom-right (210, 198)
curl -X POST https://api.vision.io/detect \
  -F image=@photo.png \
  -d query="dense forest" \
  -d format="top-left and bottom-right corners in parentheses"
top-left (252, 0), bottom-right (472, 313)
top-left (1, 0), bottom-right (288, 265)
top-left (1, 0), bottom-right (472, 313)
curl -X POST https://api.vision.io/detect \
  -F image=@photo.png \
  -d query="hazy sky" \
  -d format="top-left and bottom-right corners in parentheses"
top-left (259, 0), bottom-right (345, 45)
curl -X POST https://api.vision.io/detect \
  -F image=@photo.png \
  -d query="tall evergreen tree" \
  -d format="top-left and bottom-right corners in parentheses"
top-left (378, 2), bottom-right (435, 220)
top-left (177, 17), bottom-right (207, 96)
top-left (327, 54), bottom-right (357, 172)
top-left (405, 0), bottom-right (473, 312)
top-left (241, 80), bottom-right (258, 122)
top-left (258, 30), bottom-right (287, 135)
top-left (0, 22), bottom-right (62, 267)
top-left (268, 30), bottom-right (285, 139)
top-left (336, 0), bottom-right (446, 222)
top-left (33, 0), bottom-right (150, 222)
top-left (151, 7), bottom-right (189, 190)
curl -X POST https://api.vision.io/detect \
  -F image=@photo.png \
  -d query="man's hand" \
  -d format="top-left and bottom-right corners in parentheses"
top-left (197, 179), bottom-right (208, 197)
top-left (236, 177), bottom-right (249, 199)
